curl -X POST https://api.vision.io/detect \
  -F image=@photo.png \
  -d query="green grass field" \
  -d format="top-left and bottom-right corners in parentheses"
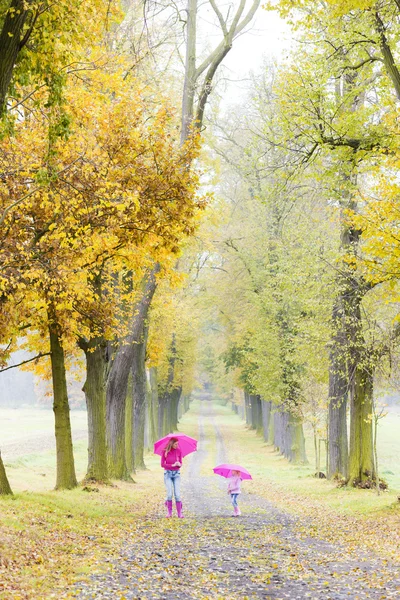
top-left (0, 408), bottom-right (88, 491)
top-left (1, 403), bottom-right (399, 494)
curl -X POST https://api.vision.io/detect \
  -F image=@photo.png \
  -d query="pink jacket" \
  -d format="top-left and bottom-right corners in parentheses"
top-left (227, 475), bottom-right (242, 494)
top-left (161, 448), bottom-right (182, 471)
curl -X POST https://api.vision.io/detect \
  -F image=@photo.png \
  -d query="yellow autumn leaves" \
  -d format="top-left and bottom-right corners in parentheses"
top-left (0, 57), bottom-right (203, 365)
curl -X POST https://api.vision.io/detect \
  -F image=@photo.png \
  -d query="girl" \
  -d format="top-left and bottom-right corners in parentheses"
top-left (161, 437), bottom-right (183, 518)
top-left (227, 469), bottom-right (242, 516)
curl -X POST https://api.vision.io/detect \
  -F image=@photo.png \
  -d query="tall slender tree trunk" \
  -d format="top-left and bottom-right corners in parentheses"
top-left (157, 393), bottom-right (165, 437)
top-left (0, 451), bottom-right (12, 495)
top-left (149, 367), bottom-right (160, 440)
top-left (48, 315), bottom-right (78, 490)
top-left (328, 294), bottom-right (349, 478)
top-left (132, 325), bottom-right (148, 471)
top-left (106, 348), bottom-right (131, 479)
top-left (261, 400), bottom-right (271, 442)
top-left (287, 412), bottom-right (307, 463)
top-left (267, 405), bottom-right (275, 445)
top-left (181, 0), bottom-right (197, 142)
top-left (244, 391), bottom-right (251, 425)
top-left (125, 372), bottom-right (134, 474)
top-left (348, 366), bottom-right (374, 484)
top-left (249, 394), bottom-right (257, 430)
top-left (106, 266), bottom-right (159, 479)
top-left (170, 388), bottom-right (182, 431)
top-left (146, 368), bottom-right (157, 448)
top-left (255, 396), bottom-right (263, 435)
top-left (158, 334), bottom-right (180, 436)
top-left (273, 408), bottom-right (283, 452)
top-left (81, 340), bottom-right (109, 482)
top-left (281, 411), bottom-right (290, 458)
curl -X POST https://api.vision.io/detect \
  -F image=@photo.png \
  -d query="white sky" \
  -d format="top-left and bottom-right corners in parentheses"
top-left (197, 3), bottom-right (293, 105)
top-left (224, 8), bottom-right (292, 73)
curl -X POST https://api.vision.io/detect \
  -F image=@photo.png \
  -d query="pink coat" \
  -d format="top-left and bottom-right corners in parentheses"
top-left (227, 475), bottom-right (242, 494)
top-left (161, 447), bottom-right (182, 471)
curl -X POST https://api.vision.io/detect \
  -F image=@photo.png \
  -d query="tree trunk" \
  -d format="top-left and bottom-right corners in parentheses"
top-left (373, 414), bottom-right (380, 495)
top-left (184, 395), bottom-right (190, 413)
top-left (158, 334), bottom-right (180, 436)
top-left (132, 325), bottom-right (148, 471)
top-left (125, 371), bottom-right (133, 474)
top-left (244, 391), bottom-right (251, 426)
top-left (106, 347), bottom-right (131, 479)
top-left (168, 388), bottom-right (182, 432)
top-left (144, 370), bottom-right (156, 450)
top-left (149, 366), bottom-right (159, 441)
top-left (48, 317), bottom-right (78, 490)
top-left (274, 408), bottom-right (284, 452)
top-left (255, 396), bottom-right (263, 436)
top-left (106, 265), bottom-right (159, 479)
top-left (348, 366), bottom-right (374, 484)
top-left (0, 451), bottom-right (12, 495)
top-left (261, 400), bottom-right (271, 442)
top-left (281, 411), bottom-right (290, 459)
top-left (267, 405), bottom-right (275, 445)
top-left (249, 393), bottom-right (257, 430)
top-left (81, 340), bottom-right (109, 482)
top-left (181, 0), bottom-right (197, 142)
top-left (287, 412), bottom-right (307, 463)
top-left (157, 392), bottom-right (165, 437)
top-left (0, 0), bottom-right (29, 114)
top-left (328, 298), bottom-right (349, 479)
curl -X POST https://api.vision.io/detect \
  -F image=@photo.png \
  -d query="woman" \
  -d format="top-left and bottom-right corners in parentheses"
top-left (161, 437), bottom-right (183, 518)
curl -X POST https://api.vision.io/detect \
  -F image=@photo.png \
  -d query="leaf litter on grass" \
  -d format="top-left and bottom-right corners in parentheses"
top-left (73, 400), bottom-right (400, 600)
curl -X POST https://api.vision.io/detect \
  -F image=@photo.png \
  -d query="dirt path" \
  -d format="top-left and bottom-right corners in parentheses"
top-left (73, 400), bottom-right (400, 599)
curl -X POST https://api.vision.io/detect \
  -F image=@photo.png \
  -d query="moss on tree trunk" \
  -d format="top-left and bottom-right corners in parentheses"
top-left (0, 451), bottom-right (12, 495)
top-left (132, 326), bottom-right (148, 471)
top-left (49, 320), bottom-right (78, 490)
top-left (348, 367), bottom-right (374, 485)
top-left (82, 341), bottom-right (109, 482)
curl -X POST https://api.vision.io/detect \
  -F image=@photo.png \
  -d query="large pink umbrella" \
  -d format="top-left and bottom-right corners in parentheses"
top-left (213, 463), bottom-right (253, 480)
top-left (154, 433), bottom-right (198, 458)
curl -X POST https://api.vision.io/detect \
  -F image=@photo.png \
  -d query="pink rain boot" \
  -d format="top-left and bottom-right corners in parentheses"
top-left (176, 501), bottom-right (184, 518)
top-left (165, 500), bottom-right (173, 518)
top-left (236, 506), bottom-right (241, 516)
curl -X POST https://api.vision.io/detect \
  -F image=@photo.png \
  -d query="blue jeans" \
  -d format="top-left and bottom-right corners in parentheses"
top-left (230, 493), bottom-right (239, 508)
top-left (164, 470), bottom-right (181, 502)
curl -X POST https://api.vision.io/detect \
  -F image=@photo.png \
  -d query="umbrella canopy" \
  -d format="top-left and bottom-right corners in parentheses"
top-left (154, 433), bottom-right (198, 458)
top-left (213, 463), bottom-right (253, 480)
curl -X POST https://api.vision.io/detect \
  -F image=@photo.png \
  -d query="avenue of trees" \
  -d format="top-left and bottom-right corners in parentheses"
top-left (192, 0), bottom-right (400, 488)
top-left (0, 0), bottom-right (260, 493)
top-left (1, 0), bottom-right (400, 496)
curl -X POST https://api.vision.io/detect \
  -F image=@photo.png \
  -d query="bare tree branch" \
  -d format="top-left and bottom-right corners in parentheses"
top-left (0, 352), bottom-right (50, 373)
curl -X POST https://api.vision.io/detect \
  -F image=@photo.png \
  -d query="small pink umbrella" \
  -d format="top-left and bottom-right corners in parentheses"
top-left (213, 463), bottom-right (253, 480)
top-left (154, 433), bottom-right (198, 458)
